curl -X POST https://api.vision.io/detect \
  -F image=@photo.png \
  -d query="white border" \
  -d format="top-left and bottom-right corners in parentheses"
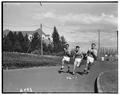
top-left (0, 0), bottom-right (119, 95)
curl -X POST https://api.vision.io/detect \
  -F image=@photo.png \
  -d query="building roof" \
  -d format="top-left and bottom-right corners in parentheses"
top-left (3, 28), bottom-right (50, 37)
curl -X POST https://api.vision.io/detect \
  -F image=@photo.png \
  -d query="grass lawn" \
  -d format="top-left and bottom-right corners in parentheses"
top-left (2, 52), bottom-right (62, 69)
top-left (99, 70), bottom-right (118, 93)
top-left (2, 52), bottom-right (118, 70)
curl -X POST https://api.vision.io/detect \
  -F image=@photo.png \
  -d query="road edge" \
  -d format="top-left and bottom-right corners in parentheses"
top-left (96, 72), bottom-right (104, 93)
top-left (96, 69), bottom-right (118, 93)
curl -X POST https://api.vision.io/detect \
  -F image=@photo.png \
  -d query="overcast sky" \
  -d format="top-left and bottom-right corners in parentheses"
top-left (3, 2), bottom-right (118, 50)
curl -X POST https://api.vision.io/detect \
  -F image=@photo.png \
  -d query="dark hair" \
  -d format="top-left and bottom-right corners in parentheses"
top-left (66, 44), bottom-right (69, 46)
top-left (76, 46), bottom-right (80, 48)
top-left (91, 43), bottom-right (96, 46)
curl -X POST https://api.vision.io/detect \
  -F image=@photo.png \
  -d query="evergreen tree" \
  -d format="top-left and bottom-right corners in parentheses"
top-left (13, 32), bottom-right (17, 41)
top-left (3, 29), bottom-right (67, 54)
top-left (7, 31), bottom-right (14, 44)
top-left (48, 44), bottom-right (53, 53)
top-left (52, 26), bottom-right (60, 53)
top-left (7, 31), bottom-right (14, 51)
top-left (23, 34), bottom-right (30, 52)
top-left (17, 32), bottom-right (24, 52)
top-left (3, 36), bottom-right (13, 51)
top-left (14, 40), bottom-right (22, 52)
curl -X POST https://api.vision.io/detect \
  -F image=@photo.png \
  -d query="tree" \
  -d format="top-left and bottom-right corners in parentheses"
top-left (3, 36), bottom-right (13, 51)
top-left (6, 31), bottom-right (14, 51)
top-left (7, 31), bottom-right (14, 43)
top-left (23, 34), bottom-right (30, 52)
top-left (48, 44), bottom-right (53, 53)
top-left (13, 32), bottom-right (17, 41)
top-left (52, 26), bottom-right (61, 53)
top-left (31, 32), bottom-right (41, 52)
top-left (60, 36), bottom-right (67, 51)
top-left (43, 43), bottom-right (48, 53)
top-left (61, 36), bottom-right (66, 45)
top-left (17, 32), bottom-right (24, 51)
top-left (13, 40), bottom-right (22, 52)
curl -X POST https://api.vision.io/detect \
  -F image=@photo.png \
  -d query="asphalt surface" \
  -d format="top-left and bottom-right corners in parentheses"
top-left (3, 61), bottom-right (118, 93)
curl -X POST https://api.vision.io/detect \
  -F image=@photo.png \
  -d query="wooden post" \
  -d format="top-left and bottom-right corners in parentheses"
top-left (98, 30), bottom-right (100, 58)
top-left (40, 24), bottom-right (43, 55)
top-left (117, 30), bottom-right (118, 54)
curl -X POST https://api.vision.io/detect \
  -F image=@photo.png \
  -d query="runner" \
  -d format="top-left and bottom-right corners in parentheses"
top-left (72, 46), bottom-right (83, 75)
top-left (59, 44), bottom-right (71, 72)
top-left (84, 43), bottom-right (97, 73)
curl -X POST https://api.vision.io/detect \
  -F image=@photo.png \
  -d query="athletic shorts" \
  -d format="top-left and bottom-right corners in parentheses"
top-left (87, 56), bottom-right (94, 63)
top-left (62, 56), bottom-right (70, 62)
top-left (74, 58), bottom-right (82, 67)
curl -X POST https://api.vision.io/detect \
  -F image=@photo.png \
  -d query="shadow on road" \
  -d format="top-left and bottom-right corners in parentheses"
top-left (58, 70), bottom-right (87, 76)
top-left (76, 71), bottom-right (85, 75)
top-left (58, 70), bottom-right (74, 75)
top-left (94, 78), bottom-right (98, 93)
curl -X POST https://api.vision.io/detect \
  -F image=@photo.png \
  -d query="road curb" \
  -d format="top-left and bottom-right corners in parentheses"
top-left (96, 72), bottom-right (104, 93)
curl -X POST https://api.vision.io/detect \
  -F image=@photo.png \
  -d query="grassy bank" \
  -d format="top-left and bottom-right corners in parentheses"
top-left (2, 51), bottom-right (118, 70)
top-left (2, 52), bottom-right (62, 69)
top-left (98, 70), bottom-right (118, 93)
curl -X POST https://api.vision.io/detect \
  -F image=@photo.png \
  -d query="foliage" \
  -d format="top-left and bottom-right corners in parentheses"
top-left (98, 47), bottom-right (118, 61)
top-left (30, 32), bottom-right (41, 52)
top-left (52, 26), bottom-right (66, 53)
top-left (3, 37), bottom-right (13, 52)
top-left (3, 29), bottom-right (67, 55)
top-left (99, 47), bottom-right (117, 56)
top-left (52, 26), bottom-right (60, 53)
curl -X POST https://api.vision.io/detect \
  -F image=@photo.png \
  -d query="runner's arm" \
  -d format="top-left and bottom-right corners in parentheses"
top-left (64, 48), bottom-right (67, 52)
top-left (81, 53), bottom-right (84, 59)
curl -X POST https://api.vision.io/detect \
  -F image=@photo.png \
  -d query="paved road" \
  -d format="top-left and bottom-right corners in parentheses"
top-left (3, 61), bottom-right (118, 93)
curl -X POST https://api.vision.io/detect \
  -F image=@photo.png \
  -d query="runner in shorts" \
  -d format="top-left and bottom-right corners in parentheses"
top-left (60, 44), bottom-right (71, 72)
top-left (84, 43), bottom-right (97, 73)
top-left (73, 46), bottom-right (83, 75)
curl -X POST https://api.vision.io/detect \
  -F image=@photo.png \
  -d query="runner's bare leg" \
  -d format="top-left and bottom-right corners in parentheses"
top-left (67, 63), bottom-right (70, 72)
top-left (60, 59), bottom-right (65, 71)
top-left (84, 59), bottom-right (90, 73)
top-left (73, 61), bottom-right (77, 74)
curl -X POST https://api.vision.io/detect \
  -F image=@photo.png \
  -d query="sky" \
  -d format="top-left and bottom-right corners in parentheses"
top-left (3, 2), bottom-right (118, 51)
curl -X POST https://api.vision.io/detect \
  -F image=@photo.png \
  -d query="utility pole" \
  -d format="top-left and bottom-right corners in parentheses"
top-left (40, 1), bottom-right (42, 7)
top-left (40, 24), bottom-right (43, 55)
top-left (98, 30), bottom-right (100, 58)
top-left (116, 30), bottom-right (118, 53)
